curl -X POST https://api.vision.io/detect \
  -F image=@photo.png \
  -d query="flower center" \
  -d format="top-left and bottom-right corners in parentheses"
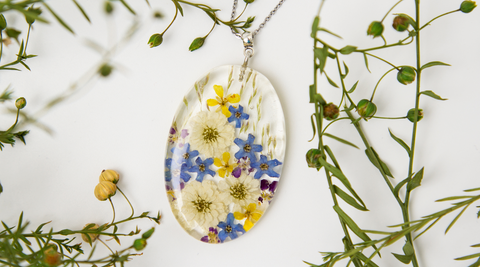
top-left (225, 225), bottom-right (232, 233)
top-left (230, 183), bottom-right (247, 200)
top-left (203, 126), bottom-right (219, 143)
top-left (207, 232), bottom-right (218, 243)
top-left (243, 144), bottom-right (251, 153)
top-left (192, 197), bottom-right (211, 213)
top-left (199, 164), bottom-right (206, 172)
top-left (235, 111), bottom-right (242, 118)
top-left (260, 163), bottom-right (269, 171)
top-left (183, 153), bottom-right (190, 159)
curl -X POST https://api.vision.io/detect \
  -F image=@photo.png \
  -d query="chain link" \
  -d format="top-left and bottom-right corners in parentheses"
top-left (230, 0), bottom-right (286, 39)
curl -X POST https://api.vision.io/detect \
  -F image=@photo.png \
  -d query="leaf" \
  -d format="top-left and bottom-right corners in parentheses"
top-left (172, 0), bottom-right (184, 16)
top-left (308, 114), bottom-right (316, 142)
top-left (119, 0), bottom-right (136, 15)
top-left (420, 61), bottom-right (450, 70)
top-left (365, 147), bottom-right (393, 177)
top-left (333, 185), bottom-right (368, 211)
top-left (419, 90), bottom-right (447, 101)
top-left (43, 3), bottom-right (75, 34)
top-left (333, 205), bottom-right (372, 242)
top-left (393, 177), bottom-right (410, 198)
top-left (319, 27), bottom-right (342, 38)
top-left (388, 129), bottom-right (411, 156)
top-left (341, 62), bottom-right (349, 79)
top-left (363, 53), bottom-right (370, 72)
top-left (455, 253), bottom-right (480, 261)
top-left (323, 133), bottom-right (359, 149)
top-left (407, 167), bottom-right (424, 191)
top-left (445, 204), bottom-right (469, 234)
top-left (340, 45), bottom-right (357, 55)
top-left (311, 16), bottom-right (319, 37)
top-left (348, 81), bottom-right (359, 94)
top-left (309, 84), bottom-right (316, 103)
top-left (392, 253), bottom-right (413, 264)
top-left (314, 46), bottom-right (328, 73)
top-left (324, 72), bottom-right (339, 88)
top-left (72, 0), bottom-right (91, 23)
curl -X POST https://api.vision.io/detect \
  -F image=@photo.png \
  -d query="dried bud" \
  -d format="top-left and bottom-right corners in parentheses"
top-left (392, 15), bottom-right (410, 32)
top-left (99, 64), bottom-right (113, 77)
top-left (407, 108), bottom-right (423, 122)
top-left (25, 6), bottom-right (42, 25)
top-left (189, 37), bottom-right (205, 52)
top-left (460, 1), bottom-right (476, 13)
top-left (357, 99), bottom-right (377, 120)
top-left (367, 21), bottom-right (384, 38)
top-left (133, 238), bottom-right (147, 251)
top-left (94, 181), bottom-right (117, 201)
top-left (148, 33), bottom-right (163, 48)
top-left (306, 148), bottom-right (323, 169)
top-left (142, 228), bottom-right (155, 239)
top-left (323, 103), bottom-right (339, 120)
top-left (0, 14), bottom-right (6, 30)
top-left (244, 0), bottom-right (255, 3)
top-left (81, 223), bottom-right (100, 244)
top-left (15, 97), bottom-right (26, 109)
top-left (99, 169), bottom-right (119, 184)
top-left (43, 245), bottom-right (61, 266)
top-left (104, 1), bottom-right (114, 14)
top-left (397, 66), bottom-right (416, 85)
top-left (153, 11), bottom-right (163, 19)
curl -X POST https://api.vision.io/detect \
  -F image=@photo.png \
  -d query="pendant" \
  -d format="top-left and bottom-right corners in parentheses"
top-left (164, 65), bottom-right (286, 243)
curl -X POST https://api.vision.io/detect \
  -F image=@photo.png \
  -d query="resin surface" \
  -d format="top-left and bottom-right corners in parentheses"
top-left (165, 65), bottom-right (286, 243)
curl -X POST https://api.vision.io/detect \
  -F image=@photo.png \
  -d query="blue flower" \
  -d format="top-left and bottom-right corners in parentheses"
top-left (168, 159), bottom-right (192, 183)
top-left (171, 143), bottom-right (199, 169)
top-left (188, 157), bottom-right (216, 182)
top-left (234, 134), bottom-right (262, 163)
top-left (228, 105), bottom-right (249, 128)
top-left (217, 213), bottom-right (245, 242)
top-left (165, 158), bottom-right (173, 182)
top-left (251, 155), bottom-right (282, 179)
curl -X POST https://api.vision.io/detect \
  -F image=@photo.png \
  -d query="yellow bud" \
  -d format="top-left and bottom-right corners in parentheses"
top-left (81, 223), bottom-right (100, 244)
top-left (94, 181), bottom-right (117, 201)
top-left (99, 169), bottom-right (119, 184)
top-left (43, 245), bottom-right (61, 266)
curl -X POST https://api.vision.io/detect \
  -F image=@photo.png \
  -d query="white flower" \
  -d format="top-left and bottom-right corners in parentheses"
top-left (218, 173), bottom-right (261, 207)
top-left (189, 111), bottom-right (235, 158)
top-left (181, 180), bottom-right (228, 229)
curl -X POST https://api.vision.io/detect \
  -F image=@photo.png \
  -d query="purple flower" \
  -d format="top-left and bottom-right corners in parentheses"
top-left (228, 105), bottom-right (249, 128)
top-left (201, 227), bottom-right (221, 244)
top-left (251, 155), bottom-right (282, 179)
top-left (260, 180), bottom-right (278, 192)
top-left (234, 134), bottom-right (262, 163)
top-left (188, 157), bottom-right (216, 182)
top-left (181, 129), bottom-right (189, 139)
top-left (217, 213), bottom-right (245, 242)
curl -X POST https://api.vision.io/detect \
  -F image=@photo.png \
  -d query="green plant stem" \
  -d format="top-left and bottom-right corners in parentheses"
top-left (381, 0), bottom-right (404, 22)
top-left (419, 9), bottom-right (459, 31)
top-left (117, 187), bottom-right (134, 218)
top-left (109, 197), bottom-right (116, 224)
top-left (162, 4), bottom-right (178, 35)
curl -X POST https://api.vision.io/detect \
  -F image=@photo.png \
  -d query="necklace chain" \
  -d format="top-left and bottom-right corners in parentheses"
top-left (230, 0), bottom-right (286, 39)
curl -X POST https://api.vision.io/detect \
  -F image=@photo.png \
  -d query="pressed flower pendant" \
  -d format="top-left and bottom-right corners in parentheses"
top-left (165, 65), bottom-right (286, 243)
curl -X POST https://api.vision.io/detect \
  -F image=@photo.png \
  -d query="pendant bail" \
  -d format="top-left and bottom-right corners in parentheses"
top-left (239, 32), bottom-right (254, 81)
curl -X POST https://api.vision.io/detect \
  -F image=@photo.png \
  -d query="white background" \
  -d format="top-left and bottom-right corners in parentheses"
top-left (1, 0), bottom-right (479, 266)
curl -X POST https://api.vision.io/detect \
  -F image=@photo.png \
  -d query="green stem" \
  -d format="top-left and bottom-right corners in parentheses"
top-left (117, 187), bottom-right (134, 218)
top-left (109, 197), bottom-right (116, 224)
top-left (370, 67), bottom-right (397, 102)
top-left (161, 4), bottom-right (178, 35)
top-left (419, 9), bottom-right (459, 31)
top-left (381, 0), bottom-right (403, 23)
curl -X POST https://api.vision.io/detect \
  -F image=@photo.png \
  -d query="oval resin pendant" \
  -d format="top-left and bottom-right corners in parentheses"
top-left (164, 65), bottom-right (286, 243)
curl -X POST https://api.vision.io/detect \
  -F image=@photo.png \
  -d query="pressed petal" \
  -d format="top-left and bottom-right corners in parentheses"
top-left (218, 168), bottom-right (227, 178)
top-left (233, 212), bottom-right (245, 220)
top-left (214, 158), bottom-right (223, 167)
top-left (247, 203), bottom-right (257, 212)
top-left (223, 152), bottom-right (230, 163)
top-left (218, 230), bottom-right (227, 242)
top-left (244, 219), bottom-right (254, 231)
top-left (227, 93), bottom-right (240, 103)
top-left (207, 99), bottom-right (220, 106)
top-left (221, 105), bottom-right (231, 117)
top-left (251, 212), bottom-right (262, 221)
top-left (213, 85), bottom-right (224, 98)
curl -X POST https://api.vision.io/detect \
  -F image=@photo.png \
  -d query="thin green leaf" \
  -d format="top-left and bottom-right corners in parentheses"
top-left (340, 45), bottom-right (357, 55)
top-left (407, 167), bottom-right (424, 192)
top-left (419, 90), bottom-right (447, 101)
top-left (314, 46), bottom-right (328, 73)
top-left (420, 61), bottom-right (450, 70)
top-left (363, 53), bottom-right (370, 72)
top-left (348, 81), bottom-right (359, 94)
top-left (324, 72), bottom-right (339, 88)
top-left (323, 133), bottom-right (359, 149)
top-left (309, 84), bottom-right (316, 103)
top-left (392, 253), bottom-right (413, 264)
top-left (333, 185), bottom-right (368, 211)
top-left (388, 128), bottom-right (411, 156)
top-left (445, 204), bottom-right (469, 234)
top-left (308, 114), bottom-right (316, 142)
top-left (365, 147), bottom-right (393, 177)
top-left (455, 253), bottom-right (480, 261)
top-left (436, 196), bottom-right (473, 202)
top-left (43, 3), bottom-right (75, 34)
top-left (393, 177), bottom-right (410, 198)
top-left (119, 0), bottom-right (136, 14)
top-left (341, 61), bottom-right (349, 79)
top-left (172, 0), bottom-right (184, 16)
top-left (333, 205), bottom-right (372, 242)
top-left (72, 0), bottom-right (91, 23)
top-left (319, 27), bottom-right (342, 38)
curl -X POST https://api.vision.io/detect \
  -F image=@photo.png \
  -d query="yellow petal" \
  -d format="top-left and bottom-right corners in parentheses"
top-left (218, 168), bottom-right (226, 178)
top-left (227, 93), bottom-right (240, 103)
top-left (251, 212), bottom-right (262, 222)
top-left (223, 152), bottom-right (230, 163)
top-left (221, 105), bottom-right (231, 117)
top-left (214, 158), bottom-right (223, 167)
top-left (244, 219), bottom-right (254, 232)
top-left (226, 165), bottom-right (234, 173)
top-left (234, 212), bottom-right (245, 221)
top-left (247, 203), bottom-right (257, 212)
top-left (207, 99), bottom-right (220, 106)
top-left (213, 85), bottom-right (224, 98)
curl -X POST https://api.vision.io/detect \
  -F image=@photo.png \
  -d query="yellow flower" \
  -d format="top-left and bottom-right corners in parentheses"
top-left (214, 152), bottom-right (238, 178)
top-left (206, 85), bottom-right (240, 117)
top-left (233, 203), bottom-right (263, 231)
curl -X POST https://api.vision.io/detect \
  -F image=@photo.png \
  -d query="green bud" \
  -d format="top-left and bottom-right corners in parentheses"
top-left (323, 103), bottom-right (339, 121)
top-left (25, 6), bottom-right (42, 25)
top-left (142, 228), bottom-right (155, 239)
top-left (460, 1), bottom-right (476, 13)
top-left (392, 15), bottom-right (409, 32)
top-left (189, 37), bottom-right (205, 52)
top-left (0, 14), bottom-right (6, 30)
top-left (99, 64), bottom-right (113, 77)
top-left (148, 33), bottom-right (163, 48)
top-left (357, 99), bottom-right (377, 120)
top-left (397, 66), bottom-right (416, 85)
top-left (367, 21), bottom-right (384, 38)
top-left (15, 97), bottom-right (26, 109)
top-left (407, 108), bottom-right (423, 122)
top-left (5, 28), bottom-right (21, 43)
top-left (133, 238), bottom-right (147, 251)
top-left (104, 1), bottom-right (114, 14)
top-left (244, 0), bottom-right (255, 3)
top-left (306, 149), bottom-right (323, 169)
